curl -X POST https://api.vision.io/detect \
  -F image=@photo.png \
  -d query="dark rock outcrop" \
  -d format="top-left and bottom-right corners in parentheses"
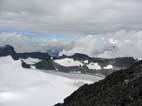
top-left (55, 61), bottom-right (142, 106)
top-left (0, 45), bottom-right (51, 60)
top-left (0, 45), bottom-right (54, 70)
top-left (0, 45), bottom-right (19, 60)
top-left (34, 60), bottom-right (55, 70)
top-left (21, 60), bottom-right (31, 69)
top-left (17, 52), bottom-right (51, 60)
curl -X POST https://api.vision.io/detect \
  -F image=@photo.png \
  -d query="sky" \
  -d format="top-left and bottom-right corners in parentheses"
top-left (0, 0), bottom-right (142, 58)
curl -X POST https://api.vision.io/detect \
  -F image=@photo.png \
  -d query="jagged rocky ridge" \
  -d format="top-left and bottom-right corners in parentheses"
top-left (0, 45), bottom-right (138, 76)
top-left (0, 45), bottom-right (19, 60)
top-left (55, 60), bottom-right (142, 106)
top-left (0, 45), bottom-right (51, 60)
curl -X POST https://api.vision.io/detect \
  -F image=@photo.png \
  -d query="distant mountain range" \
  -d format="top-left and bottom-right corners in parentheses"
top-left (0, 45), bottom-right (51, 60)
top-left (0, 45), bottom-right (138, 76)
top-left (53, 53), bottom-right (137, 76)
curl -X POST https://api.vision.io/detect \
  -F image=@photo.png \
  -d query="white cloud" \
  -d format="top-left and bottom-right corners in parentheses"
top-left (0, 30), bottom-right (142, 58)
top-left (0, 32), bottom-right (40, 52)
top-left (60, 35), bottom-right (114, 57)
top-left (0, 32), bottom-right (70, 53)
top-left (60, 30), bottom-right (142, 58)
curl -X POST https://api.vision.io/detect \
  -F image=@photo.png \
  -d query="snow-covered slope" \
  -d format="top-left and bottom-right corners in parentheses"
top-left (21, 57), bottom-right (41, 64)
top-left (54, 58), bottom-right (102, 70)
top-left (54, 58), bottom-right (83, 67)
top-left (104, 65), bottom-right (113, 69)
top-left (0, 56), bottom-right (103, 106)
top-left (87, 62), bottom-right (101, 70)
top-left (53, 55), bottom-right (137, 76)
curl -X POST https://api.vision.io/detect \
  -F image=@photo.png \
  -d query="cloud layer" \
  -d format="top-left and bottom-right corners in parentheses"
top-left (0, 0), bottom-right (142, 34)
top-left (0, 32), bottom-right (69, 53)
top-left (60, 30), bottom-right (142, 58)
top-left (0, 1), bottom-right (142, 58)
top-left (0, 30), bottom-right (142, 58)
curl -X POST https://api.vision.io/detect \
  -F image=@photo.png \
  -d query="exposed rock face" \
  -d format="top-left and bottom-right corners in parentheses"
top-left (55, 61), bottom-right (142, 106)
top-left (0, 45), bottom-right (51, 60)
top-left (34, 60), bottom-right (55, 70)
top-left (0, 45), bottom-right (19, 60)
top-left (21, 60), bottom-right (31, 69)
top-left (17, 52), bottom-right (51, 60)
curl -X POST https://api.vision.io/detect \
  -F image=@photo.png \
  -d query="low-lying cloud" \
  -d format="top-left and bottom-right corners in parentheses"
top-left (0, 32), bottom-right (69, 53)
top-left (0, 30), bottom-right (142, 58)
top-left (60, 30), bottom-right (142, 58)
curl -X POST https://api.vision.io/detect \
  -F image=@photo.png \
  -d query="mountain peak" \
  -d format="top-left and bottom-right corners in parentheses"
top-left (0, 45), bottom-right (51, 60)
top-left (0, 45), bottom-right (18, 60)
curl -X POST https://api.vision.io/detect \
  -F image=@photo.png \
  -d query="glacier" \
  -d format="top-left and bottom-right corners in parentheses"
top-left (0, 56), bottom-right (103, 106)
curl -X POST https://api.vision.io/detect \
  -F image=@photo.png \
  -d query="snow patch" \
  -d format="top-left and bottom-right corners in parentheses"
top-left (84, 60), bottom-right (89, 64)
top-left (30, 66), bottom-right (36, 69)
top-left (87, 62), bottom-right (101, 70)
top-left (22, 57), bottom-right (41, 64)
top-left (104, 65), bottom-right (113, 69)
top-left (54, 58), bottom-right (83, 67)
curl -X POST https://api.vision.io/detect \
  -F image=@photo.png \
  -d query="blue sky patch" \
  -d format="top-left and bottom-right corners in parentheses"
top-left (0, 29), bottom-right (79, 41)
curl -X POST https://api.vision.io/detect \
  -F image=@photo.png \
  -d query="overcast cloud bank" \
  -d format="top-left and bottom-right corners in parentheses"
top-left (60, 30), bottom-right (142, 58)
top-left (0, 0), bottom-right (142, 58)
top-left (0, 0), bottom-right (142, 34)
top-left (0, 30), bottom-right (142, 58)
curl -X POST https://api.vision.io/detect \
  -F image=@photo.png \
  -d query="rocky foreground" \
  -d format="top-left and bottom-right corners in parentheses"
top-left (55, 60), bottom-right (142, 106)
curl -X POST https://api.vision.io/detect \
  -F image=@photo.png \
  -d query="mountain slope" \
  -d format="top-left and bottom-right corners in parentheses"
top-left (0, 45), bottom-right (54, 70)
top-left (55, 61), bottom-right (142, 106)
top-left (53, 53), bottom-right (137, 76)
top-left (0, 56), bottom-right (103, 106)
top-left (17, 52), bottom-right (51, 60)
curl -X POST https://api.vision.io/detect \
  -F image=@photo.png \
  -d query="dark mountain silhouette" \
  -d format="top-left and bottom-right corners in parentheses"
top-left (0, 45), bottom-right (51, 60)
top-left (0, 45), bottom-right (19, 60)
top-left (17, 52), bottom-right (50, 60)
top-left (55, 60), bottom-right (142, 106)
top-left (0, 45), bottom-right (54, 70)
top-left (21, 60), bottom-right (31, 69)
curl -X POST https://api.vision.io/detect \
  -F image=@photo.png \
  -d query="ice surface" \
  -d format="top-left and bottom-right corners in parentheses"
top-left (0, 56), bottom-right (103, 106)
